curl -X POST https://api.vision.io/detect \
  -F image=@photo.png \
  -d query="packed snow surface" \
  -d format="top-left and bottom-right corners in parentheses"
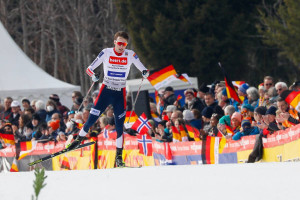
top-left (0, 162), bottom-right (299, 200)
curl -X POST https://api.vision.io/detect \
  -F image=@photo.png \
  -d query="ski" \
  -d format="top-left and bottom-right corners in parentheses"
top-left (115, 165), bottom-right (142, 169)
top-left (28, 141), bottom-right (96, 166)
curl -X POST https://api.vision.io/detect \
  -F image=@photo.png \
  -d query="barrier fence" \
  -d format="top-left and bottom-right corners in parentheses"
top-left (1, 124), bottom-right (300, 172)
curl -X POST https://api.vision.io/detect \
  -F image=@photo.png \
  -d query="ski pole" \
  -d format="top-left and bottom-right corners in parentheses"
top-left (127, 77), bottom-right (144, 123)
top-left (77, 81), bottom-right (95, 112)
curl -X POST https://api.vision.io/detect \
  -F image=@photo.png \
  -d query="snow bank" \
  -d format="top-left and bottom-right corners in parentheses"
top-left (0, 162), bottom-right (299, 200)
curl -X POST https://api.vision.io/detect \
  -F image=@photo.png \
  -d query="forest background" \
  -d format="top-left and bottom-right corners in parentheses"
top-left (1, 0), bottom-right (299, 93)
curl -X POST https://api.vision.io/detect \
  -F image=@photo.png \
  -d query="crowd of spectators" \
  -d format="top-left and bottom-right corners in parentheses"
top-left (1, 76), bottom-right (300, 163)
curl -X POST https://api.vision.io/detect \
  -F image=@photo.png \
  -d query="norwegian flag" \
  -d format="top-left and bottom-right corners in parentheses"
top-left (131, 113), bottom-right (152, 135)
top-left (102, 125), bottom-right (110, 139)
top-left (137, 134), bottom-right (153, 156)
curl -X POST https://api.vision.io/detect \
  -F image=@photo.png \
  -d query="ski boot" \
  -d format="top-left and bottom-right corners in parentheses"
top-left (66, 135), bottom-right (85, 150)
top-left (115, 148), bottom-right (125, 168)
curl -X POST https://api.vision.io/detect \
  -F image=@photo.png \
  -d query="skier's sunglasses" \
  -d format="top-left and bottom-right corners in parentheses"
top-left (115, 41), bottom-right (128, 47)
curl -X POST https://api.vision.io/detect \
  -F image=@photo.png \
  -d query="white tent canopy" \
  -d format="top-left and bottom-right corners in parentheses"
top-left (0, 22), bottom-right (80, 108)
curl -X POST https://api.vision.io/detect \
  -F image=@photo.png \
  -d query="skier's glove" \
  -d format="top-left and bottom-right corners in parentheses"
top-left (92, 73), bottom-right (99, 82)
top-left (142, 70), bottom-right (149, 79)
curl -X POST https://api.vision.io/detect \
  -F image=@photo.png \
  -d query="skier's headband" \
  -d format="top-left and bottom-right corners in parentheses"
top-left (115, 41), bottom-right (128, 47)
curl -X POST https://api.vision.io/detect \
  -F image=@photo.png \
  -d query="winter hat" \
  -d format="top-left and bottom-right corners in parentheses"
top-left (25, 122), bottom-right (33, 130)
top-left (32, 113), bottom-right (41, 121)
top-left (254, 106), bottom-right (267, 115)
top-left (231, 112), bottom-right (242, 123)
top-left (239, 83), bottom-right (249, 94)
top-left (184, 89), bottom-right (195, 97)
top-left (183, 110), bottom-right (195, 121)
top-left (222, 88), bottom-right (227, 96)
top-left (165, 105), bottom-right (177, 113)
top-left (48, 120), bottom-right (60, 130)
top-left (165, 86), bottom-right (174, 92)
top-left (241, 119), bottom-right (251, 129)
top-left (11, 100), bottom-right (20, 107)
top-left (242, 103), bottom-right (254, 112)
top-left (219, 115), bottom-right (231, 126)
top-left (266, 106), bottom-right (277, 116)
top-left (74, 97), bottom-right (83, 106)
top-left (92, 90), bottom-right (99, 98)
top-left (158, 120), bottom-right (167, 128)
top-left (21, 98), bottom-right (30, 104)
top-left (201, 106), bottom-right (213, 118)
top-left (49, 94), bottom-right (60, 102)
top-left (199, 83), bottom-right (209, 93)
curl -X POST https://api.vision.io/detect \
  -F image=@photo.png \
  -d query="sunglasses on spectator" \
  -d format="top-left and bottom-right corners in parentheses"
top-left (276, 88), bottom-right (282, 92)
top-left (265, 83), bottom-right (272, 86)
top-left (115, 41), bottom-right (127, 47)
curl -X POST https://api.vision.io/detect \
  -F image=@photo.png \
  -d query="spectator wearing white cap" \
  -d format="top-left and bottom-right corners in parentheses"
top-left (183, 109), bottom-right (202, 130)
top-left (8, 100), bottom-right (21, 126)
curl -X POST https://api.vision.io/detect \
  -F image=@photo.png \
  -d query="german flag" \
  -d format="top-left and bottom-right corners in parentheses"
top-left (225, 124), bottom-right (234, 136)
top-left (154, 90), bottom-right (159, 104)
top-left (219, 63), bottom-right (242, 104)
top-left (147, 65), bottom-right (177, 90)
top-left (176, 95), bottom-right (182, 101)
top-left (17, 141), bottom-right (37, 160)
top-left (232, 81), bottom-right (245, 89)
top-left (176, 74), bottom-right (189, 83)
top-left (0, 133), bottom-right (15, 145)
top-left (151, 112), bottom-right (162, 122)
top-left (179, 125), bottom-right (188, 142)
top-left (219, 137), bottom-right (227, 154)
top-left (171, 126), bottom-right (181, 142)
top-left (216, 130), bottom-right (224, 138)
top-left (61, 156), bottom-right (71, 170)
top-left (124, 111), bottom-right (138, 129)
top-left (10, 159), bottom-right (19, 172)
top-left (185, 124), bottom-right (201, 141)
top-left (281, 90), bottom-right (300, 112)
top-left (201, 136), bottom-right (217, 164)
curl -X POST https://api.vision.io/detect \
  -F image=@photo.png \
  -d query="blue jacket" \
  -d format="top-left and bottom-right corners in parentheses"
top-left (232, 126), bottom-right (259, 141)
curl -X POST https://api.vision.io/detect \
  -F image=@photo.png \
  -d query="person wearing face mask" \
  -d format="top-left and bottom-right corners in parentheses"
top-left (45, 100), bottom-right (59, 122)
top-left (22, 122), bottom-right (34, 141)
top-left (31, 113), bottom-right (43, 140)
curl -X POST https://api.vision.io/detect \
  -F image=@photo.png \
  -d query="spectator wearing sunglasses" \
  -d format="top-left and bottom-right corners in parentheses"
top-left (263, 76), bottom-right (274, 90)
top-left (275, 82), bottom-right (288, 96)
top-left (67, 31), bottom-right (149, 168)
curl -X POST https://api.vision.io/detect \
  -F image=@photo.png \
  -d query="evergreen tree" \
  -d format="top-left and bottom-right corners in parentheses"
top-left (115, 0), bottom-right (262, 83)
top-left (258, 0), bottom-right (300, 66)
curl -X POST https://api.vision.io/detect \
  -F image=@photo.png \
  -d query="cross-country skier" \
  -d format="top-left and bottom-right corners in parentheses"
top-left (66, 31), bottom-right (149, 167)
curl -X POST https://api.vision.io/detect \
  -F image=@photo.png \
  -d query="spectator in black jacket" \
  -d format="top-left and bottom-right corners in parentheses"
top-left (162, 86), bottom-right (178, 110)
top-left (183, 89), bottom-right (205, 113)
top-left (35, 100), bottom-right (47, 122)
top-left (204, 92), bottom-right (224, 116)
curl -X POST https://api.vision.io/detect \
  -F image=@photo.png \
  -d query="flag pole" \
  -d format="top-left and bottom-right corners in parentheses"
top-left (127, 77), bottom-right (144, 124)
